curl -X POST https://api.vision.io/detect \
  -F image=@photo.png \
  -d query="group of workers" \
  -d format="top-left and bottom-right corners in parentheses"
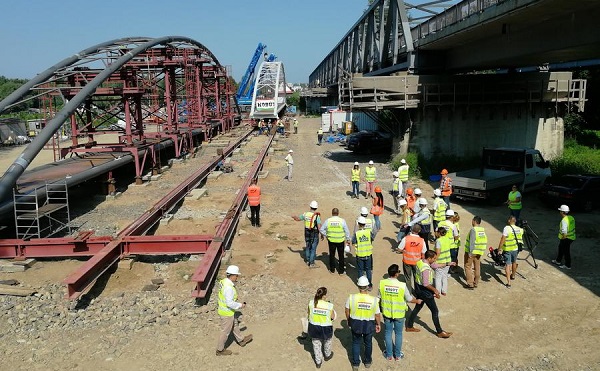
top-left (256, 117), bottom-right (298, 135)
top-left (217, 150), bottom-right (577, 370)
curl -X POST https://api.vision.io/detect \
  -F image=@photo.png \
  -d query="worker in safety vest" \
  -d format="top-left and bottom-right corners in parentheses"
top-left (497, 215), bottom-right (524, 288)
top-left (433, 226), bottom-right (455, 296)
top-left (292, 200), bottom-right (322, 268)
top-left (247, 178), bottom-right (261, 227)
top-left (317, 128), bottom-right (324, 145)
top-left (216, 265), bottom-right (253, 355)
top-left (552, 204), bottom-right (576, 270)
top-left (405, 250), bottom-right (453, 338)
top-left (277, 120), bottom-right (285, 134)
top-left (293, 118), bottom-right (298, 134)
top-left (438, 209), bottom-right (459, 277)
top-left (364, 161), bottom-right (376, 199)
top-left (439, 169), bottom-right (453, 207)
top-left (395, 199), bottom-right (412, 243)
top-left (397, 224), bottom-right (426, 294)
top-left (353, 207), bottom-right (377, 237)
top-left (391, 171), bottom-right (402, 211)
top-left (505, 184), bottom-right (522, 221)
top-left (408, 198), bottom-right (433, 249)
top-left (449, 211), bottom-right (461, 274)
top-left (432, 189), bottom-right (447, 231)
top-left (351, 162), bottom-right (361, 199)
top-left (413, 188), bottom-right (422, 214)
top-left (320, 208), bottom-right (351, 275)
top-left (345, 275), bottom-right (382, 371)
top-left (464, 216), bottom-right (488, 289)
top-left (352, 216), bottom-right (376, 289)
top-left (397, 158), bottom-right (409, 197)
top-left (405, 188), bottom-right (416, 214)
top-left (378, 264), bottom-right (421, 361)
top-left (307, 287), bottom-right (336, 367)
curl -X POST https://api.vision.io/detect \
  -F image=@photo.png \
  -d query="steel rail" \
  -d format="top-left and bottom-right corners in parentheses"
top-left (191, 132), bottom-right (274, 299)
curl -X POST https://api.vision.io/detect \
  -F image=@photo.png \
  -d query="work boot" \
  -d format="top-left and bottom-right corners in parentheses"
top-left (239, 334), bottom-right (253, 347)
top-left (215, 349), bottom-right (233, 356)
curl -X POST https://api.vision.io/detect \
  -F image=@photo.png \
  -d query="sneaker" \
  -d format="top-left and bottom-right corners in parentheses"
top-left (215, 349), bottom-right (233, 356)
top-left (551, 260), bottom-right (561, 266)
top-left (309, 264), bottom-right (319, 269)
top-left (324, 352), bottom-right (334, 362)
top-left (352, 366), bottom-right (359, 371)
top-left (239, 334), bottom-right (253, 347)
top-left (395, 352), bottom-right (405, 361)
top-left (559, 265), bottom-right (571, 270)
top-left (365, 363), bottom-right (372, 368)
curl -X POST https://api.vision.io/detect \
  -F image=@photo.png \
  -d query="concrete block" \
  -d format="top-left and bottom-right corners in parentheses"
top-left (0, 262), bottom-right (26, 272)
top-left (238, 171), bottom-right (249, 179)
top-left (159, 214), bottom-right (174, 226)
top-left (150, 174), bottom-right (162, 181)
top-left (257, 170), bottom-right (269, 179)
top-left (268, 148), bottom-right (274, 154)
top-left (205, 140), bottom-right (230, 148)
top-left (172, 158), bottom-right (185, 164)
top-left (161, 165), bottom-right (170, 172)
top-left (224, 157), bottom-right (232, 164)
top-left (151, 278), bottom-right (165, 285)
top-left (142, 175), bottom-right (151, 181)
top-left (186, 188), bottom-right (208, 199)
top-left (12, 259), bottom-right (37, 268)
top-left (208, 171), bottom-right (223, 180)
top-left (105, 192), bottom-right (123, 200)
top-left (118, 258), bottom-right (135, 270)
top-left (142, 284), bottom-right (159, 292)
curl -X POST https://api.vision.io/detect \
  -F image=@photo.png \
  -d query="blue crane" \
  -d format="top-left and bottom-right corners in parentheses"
top-left (236, 43), bottom-right (276, 106)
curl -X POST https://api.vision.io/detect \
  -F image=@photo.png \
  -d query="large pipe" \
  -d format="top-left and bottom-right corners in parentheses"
top-left (0, 36), bottom-right (221, 204)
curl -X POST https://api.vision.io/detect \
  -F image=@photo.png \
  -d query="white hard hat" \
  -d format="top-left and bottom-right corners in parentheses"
top-left (226, 265), bottom-right (241, 275)
top-left (418, 197), bottom-right (428, 205)
top-left (360, 207), bottom-right (369, 215)
top-left (357, 276), bottom-right (370, 287)
top-left (400, 159), bottom-right (406, 164)
top-left (368, 160), bottom-right (374, 165)
top-left (354, 161), bottom-right (359, 166)
top-left (414, 188), bottom-right (422, 195)
top-left (558, 204), bottom-right (570, 213)
top-left (445, 209), bottom-right (455, 217)
top-left (288, 149), bottom-right (293, 153)
top-left (433, 189), bottom-right (442, 197)
top-left (398, 199), bottom-right (407, 206)
top-left (392, 171), bottom-right (399, 177)
top-left (310, 200), bottom-right (318, 209)
top-left (357, 216), bottom-right (367, 225)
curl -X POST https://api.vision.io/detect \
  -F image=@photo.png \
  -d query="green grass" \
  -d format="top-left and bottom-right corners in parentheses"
top-left (550, 137), bottom-right (600, 177)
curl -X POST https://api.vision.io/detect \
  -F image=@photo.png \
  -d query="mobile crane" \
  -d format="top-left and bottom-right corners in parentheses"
top-left (236, 43), bottom-right (276, 107)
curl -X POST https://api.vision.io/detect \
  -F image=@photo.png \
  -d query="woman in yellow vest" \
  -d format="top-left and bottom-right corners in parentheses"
top-left (308, 287), bottom-right (336, 368)
top-left (505, 184), bottom-right (522, 221)
top-left (434, 227), bottom-right (455, 295)
top-left (351, 162), bottom-right (361, 199)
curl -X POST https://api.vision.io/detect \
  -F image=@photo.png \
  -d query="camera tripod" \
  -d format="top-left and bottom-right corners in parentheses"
top-left (518, 220), bottom-right (539, 269)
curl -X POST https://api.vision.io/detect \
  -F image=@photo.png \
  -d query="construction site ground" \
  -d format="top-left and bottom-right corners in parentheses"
top-left (1, 118), bottom-right (599, 371)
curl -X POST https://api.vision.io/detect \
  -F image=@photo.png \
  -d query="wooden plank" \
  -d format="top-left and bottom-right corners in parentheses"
top-left (0, 285), bottom-right (36, 296)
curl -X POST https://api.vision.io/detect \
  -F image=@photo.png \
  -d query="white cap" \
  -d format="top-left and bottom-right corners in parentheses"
top-left (392, 171), bottom-right (399, 177)
top-left (310, 200), bottom-right (318, 209)
top-left (400, 159), bottom-right (406, 164)
top-left (354, 161), bottom-right (359, 166)
top-left (433, 189), bottom-right (441, 197)
top-left (226, 265), bottom-right (241, 275)
top-left (558, 204), bottom-right (570, 213)
top-left (288, 149), bottom-right (293, 153)
top-left (368, 160), bottom-right (374, 165)
top-left (418, 197), bottom-right (428, 205)
top-left (360, 207), bottom-right (369, 215)
top-left (357, 216), bottom-right (367, 225)
top-left (445, 209), bottom-right (455, 217)
top-left (398, 199), bottom-right (407, 206)
top-left (357, 276), bottom-right (370, 287)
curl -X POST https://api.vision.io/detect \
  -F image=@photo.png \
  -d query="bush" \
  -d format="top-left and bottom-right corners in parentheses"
top-left (550, 139), bottom-right (600, 177)
top-left (390, 152), bottom-right (421, 178)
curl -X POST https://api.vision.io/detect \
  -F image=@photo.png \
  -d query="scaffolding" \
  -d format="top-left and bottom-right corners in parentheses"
top-left (14, 182), bottom-right (71, 240)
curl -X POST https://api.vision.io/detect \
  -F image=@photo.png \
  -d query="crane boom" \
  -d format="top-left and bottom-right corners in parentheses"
top-left (236, 43), bottom-right (276, 106)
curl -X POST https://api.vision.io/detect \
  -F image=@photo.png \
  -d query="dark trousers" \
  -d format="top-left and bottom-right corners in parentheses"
top-left (351, 331), bottom-right (373, 366)
top-left (406, 286), bottom-right (443, 333)
top-left (250, 205), bottom-right (260, 226)
top-left (328, 240), bottom-right (345, 274)
top-left (402, 262), bottom-right (417, 295)
top-left (556, 238), bottom-right (573, 268)
top-left (419, 231), bottom-right (431, 250)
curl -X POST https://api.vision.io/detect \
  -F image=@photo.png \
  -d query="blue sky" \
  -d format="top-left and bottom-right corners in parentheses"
top-left (0, 0), bottom-right (450, 83)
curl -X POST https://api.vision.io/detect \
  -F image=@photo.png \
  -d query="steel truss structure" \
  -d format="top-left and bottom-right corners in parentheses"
top-left (249, 61), bottom-right (287, 120)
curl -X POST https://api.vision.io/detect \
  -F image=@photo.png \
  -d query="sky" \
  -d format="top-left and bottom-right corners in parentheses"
top-left (0, 0), bottom-right (452, 84)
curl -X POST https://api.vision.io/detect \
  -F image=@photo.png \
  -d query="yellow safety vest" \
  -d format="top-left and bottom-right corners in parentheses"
top-left (392, 178), bottom-right (401, 192)
top-left (348, 293), bottom-right (378, 320)
top-left (318, 129), bottom-right (323, 135)
top-left (415, 260), bottom-right (433, 286)
top-left (451, 222), bottom-right (460, 250)
top-left (433, 198), bottom-right (447, 222)
top-left (435, 237), bottom-right (452, 264)
top-left (303, 211), bottom-right (317, 229)
top-left (465, 226), bottom-right (488, 255)
top-left (438, 220), bottom-right (455, 245)
top-left (308, 299), bottom-right (334, 326)
top-left (398, 165), bottom-right (409, 181)
top-left (326, 216), bottom-right (346, 243)
top-left (365, 166), bottom-right (376, 182)
top-left (217, 278), bottom-right (237, 317)
top-left (420, 209), bottom-right (433, 226)
top-left (503, 225), bottom-right (523, 252)
top-left (508, 191), bottom-right (522, 210)
top-left (351, 168), bottom-right (361, 182)
top-left (558, 215), bottom-right (576, 240)
top-left (355, 229), bottom-right (373, 257)
top-left (379, 279), bottom-right (408, 319)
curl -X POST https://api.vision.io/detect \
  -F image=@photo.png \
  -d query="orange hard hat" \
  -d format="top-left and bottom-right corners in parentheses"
top-left (406, 188), bottom-right (413, 195)
top-left (374, 186), bottom-right (382, 193)
top-left (441, 169), bottom-right (449, 175)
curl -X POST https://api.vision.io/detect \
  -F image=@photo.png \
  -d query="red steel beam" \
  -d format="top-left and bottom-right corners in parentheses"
top-left (0, 236), bottom-right (112, 259)
top-left (121, 235), bottom-right (212, 255)
top-left (191, 132), bottom-right (275, 298)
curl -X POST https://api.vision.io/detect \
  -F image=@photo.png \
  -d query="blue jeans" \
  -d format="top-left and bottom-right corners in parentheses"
top-left (304, 230), bottom-right (319, 265)
top-left (384, 317), bottom-right (405, 358)
top-left (351, 331), bottom-right (373, 366)
top-left (510, 208), bottom-right (521, 221)
top-left (443, 196), bottom-right (451, 208)
top-left (373, 215), bottom-right (381, 230)
top-left (356, 255), bottom-right (373, 287)
top-left (352, 181), bottom-right (360, 197)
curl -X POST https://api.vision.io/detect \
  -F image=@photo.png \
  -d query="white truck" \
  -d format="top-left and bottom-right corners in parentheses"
top-left (450, 147), bottom-right (551, 204)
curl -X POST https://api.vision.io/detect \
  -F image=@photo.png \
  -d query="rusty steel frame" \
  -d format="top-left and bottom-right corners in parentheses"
top-left (62, 128), bottom-right (254, 300)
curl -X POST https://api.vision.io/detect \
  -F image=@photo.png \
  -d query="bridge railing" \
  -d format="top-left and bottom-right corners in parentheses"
top-left (411, 0), bottom-right (508, 40)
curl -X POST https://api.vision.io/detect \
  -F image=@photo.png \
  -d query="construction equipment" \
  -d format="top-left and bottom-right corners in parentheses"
top-left (236, 43), bottom-right (276, 106)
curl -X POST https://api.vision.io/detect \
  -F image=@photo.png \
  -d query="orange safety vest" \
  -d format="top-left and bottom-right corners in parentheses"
top-left (406, 195), bottom-right (416, 212)
top-left (441, 176), bottom-right (453, 197)
top-left (402, 234), bottom-right (424, 265)
top-left (247, 184), bottom-right (261, 206)
top-left (371, 196), bottom-right (384, 216)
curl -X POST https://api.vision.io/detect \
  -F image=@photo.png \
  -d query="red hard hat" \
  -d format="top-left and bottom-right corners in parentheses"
top-left (406, 188), bottom-right (413, 195)
top-left (374, 186), bottom-right (382, 193)
top-left (441, 169), bottom-right (449, 175)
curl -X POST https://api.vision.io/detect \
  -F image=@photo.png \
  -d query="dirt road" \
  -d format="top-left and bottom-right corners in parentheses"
top-left (1, 118), bottom-right (599, 370)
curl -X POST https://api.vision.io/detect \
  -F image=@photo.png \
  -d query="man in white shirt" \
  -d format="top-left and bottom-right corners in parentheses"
top-left (284, 150), bottom-right (294, 181)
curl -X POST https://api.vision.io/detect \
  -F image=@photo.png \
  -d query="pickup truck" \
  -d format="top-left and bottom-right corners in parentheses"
top-left (450, 148), bottom-right (551, 204)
